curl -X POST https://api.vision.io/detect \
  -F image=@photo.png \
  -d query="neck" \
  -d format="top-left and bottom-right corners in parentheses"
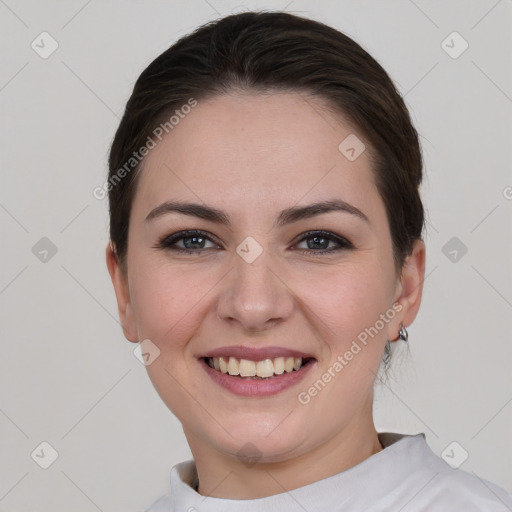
top-left (185, 406), bottom-right (382, 499)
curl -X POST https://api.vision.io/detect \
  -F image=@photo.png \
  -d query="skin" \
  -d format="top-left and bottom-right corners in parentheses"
top-left (107, 91), bottom-right (425, 499)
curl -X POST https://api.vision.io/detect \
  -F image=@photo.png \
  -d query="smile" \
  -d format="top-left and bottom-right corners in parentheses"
top-left (205, 356), bottom-right (309, 379)
top-left (199, 355), bottom-right (316, 397)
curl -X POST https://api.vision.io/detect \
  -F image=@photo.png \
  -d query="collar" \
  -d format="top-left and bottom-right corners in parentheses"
top-left (167, 432), bottom-right (428, 512)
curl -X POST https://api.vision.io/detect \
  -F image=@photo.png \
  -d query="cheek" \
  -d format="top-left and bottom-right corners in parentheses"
top-left (129, 261), bottom-right (215, 353)
top-left (300, 267), bottom-right (390, 396)
top-left (128, 263), bottom-right (218, 414)
top-left (298, 261), bottom-right (391, 340)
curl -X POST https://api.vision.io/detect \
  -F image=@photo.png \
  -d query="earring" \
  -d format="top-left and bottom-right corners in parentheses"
top-left (397, 322), bottom-right (408, 342)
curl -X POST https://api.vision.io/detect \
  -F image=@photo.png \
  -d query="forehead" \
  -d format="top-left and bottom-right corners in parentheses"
top-left (132, 92), bottom-right (382, 222)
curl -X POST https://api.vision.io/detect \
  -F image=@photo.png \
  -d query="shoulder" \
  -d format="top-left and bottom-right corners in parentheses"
top-left (410, 468), bottom-right (512, 510)
top-left (145, 493), bottom-right (173, 512)
top-left (391, 433), bottom-right (512, 510)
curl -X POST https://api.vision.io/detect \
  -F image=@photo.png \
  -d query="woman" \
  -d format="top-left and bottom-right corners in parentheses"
top-left (105, 11), bottom-right (512, 511)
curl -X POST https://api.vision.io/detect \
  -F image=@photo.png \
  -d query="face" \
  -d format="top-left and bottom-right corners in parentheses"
top-left (108, 92), bottom-right (424, 464)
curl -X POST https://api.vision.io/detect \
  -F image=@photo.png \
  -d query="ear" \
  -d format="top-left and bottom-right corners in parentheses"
top-left (106, 242), bottom-right (139, 343)
top-left (387, 239), bottom-right (426, 342)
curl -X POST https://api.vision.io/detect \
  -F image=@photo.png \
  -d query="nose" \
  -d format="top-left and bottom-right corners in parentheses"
top-left (216, 247), bottom-right (294, 332)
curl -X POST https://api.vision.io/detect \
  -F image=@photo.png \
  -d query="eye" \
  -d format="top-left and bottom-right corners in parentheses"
top-left (293, 230), bottom-right (353, 254)
top-left (157, 230), bottom-right (221, 254)
top-left (155, 229), bottom-right (353, 256)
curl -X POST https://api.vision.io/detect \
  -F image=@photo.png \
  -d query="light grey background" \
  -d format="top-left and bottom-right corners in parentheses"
top-left (1, 1), bottom-right (511, 511)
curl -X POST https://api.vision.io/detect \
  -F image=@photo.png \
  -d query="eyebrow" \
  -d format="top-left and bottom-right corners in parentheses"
top-left (144, 199), bottom-right (369, 226)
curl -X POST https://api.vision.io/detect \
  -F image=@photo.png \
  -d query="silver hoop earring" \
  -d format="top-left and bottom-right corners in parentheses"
top-left (398, 323), bottom-right (408, 342)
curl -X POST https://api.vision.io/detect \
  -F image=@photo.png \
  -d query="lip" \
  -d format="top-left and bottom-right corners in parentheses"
top-left (201, 345), bottom-right (315, 361)
top-left (198, 356), bottom-right (316, 397)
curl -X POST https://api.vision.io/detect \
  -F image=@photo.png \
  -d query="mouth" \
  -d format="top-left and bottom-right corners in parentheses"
top-left (201, 355), bottom-right (316, 379)
top-left (197, 346), bottom-right (317, 396)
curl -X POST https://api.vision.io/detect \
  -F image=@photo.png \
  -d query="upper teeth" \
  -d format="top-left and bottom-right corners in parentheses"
top-left (208, 356), bottom-right (303, 378)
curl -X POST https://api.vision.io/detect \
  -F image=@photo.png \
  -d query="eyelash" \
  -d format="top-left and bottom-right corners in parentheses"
top-left (156, 229), bottom-right (353, 256)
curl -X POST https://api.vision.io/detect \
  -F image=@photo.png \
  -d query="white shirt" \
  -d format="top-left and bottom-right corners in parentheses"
top-left (146, 432), bottom-right (512, 511)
